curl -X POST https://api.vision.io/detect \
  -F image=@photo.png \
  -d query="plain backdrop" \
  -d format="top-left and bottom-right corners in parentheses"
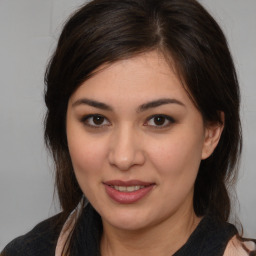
top-left (0, 0), bottom-right (255, 251)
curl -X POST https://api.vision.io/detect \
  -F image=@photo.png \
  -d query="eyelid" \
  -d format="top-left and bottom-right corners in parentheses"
top-left (144, 114), bottom-right (175, 128)
top-left (79, 113), bottom-right (175, 129)
top-left (80, 114), bottom-right (111, 128)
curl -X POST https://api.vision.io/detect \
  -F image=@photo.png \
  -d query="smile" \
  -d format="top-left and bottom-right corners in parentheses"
top-left (110, 185), bottom-right (146, 192)
top-left (103, 180), bottom-right (155, 204)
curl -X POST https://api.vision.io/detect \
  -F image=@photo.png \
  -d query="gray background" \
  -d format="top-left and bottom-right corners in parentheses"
top-left (0, 0), bottom-right (255, 250)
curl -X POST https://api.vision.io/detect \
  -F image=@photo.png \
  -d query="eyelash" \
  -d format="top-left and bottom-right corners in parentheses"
top-left (80, 114), bottom-right (175, 129)
top-left (81, 114), bottom-right (111, 128)
top-left (144, 114), bottom-right (175, 129)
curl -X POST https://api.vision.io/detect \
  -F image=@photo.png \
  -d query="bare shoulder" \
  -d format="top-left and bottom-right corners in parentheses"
top-left (224, 235), bottom-right (256, 256)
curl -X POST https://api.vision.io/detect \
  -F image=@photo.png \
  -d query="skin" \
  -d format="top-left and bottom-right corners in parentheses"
top-left (66, 51), bottom-right (223, 256)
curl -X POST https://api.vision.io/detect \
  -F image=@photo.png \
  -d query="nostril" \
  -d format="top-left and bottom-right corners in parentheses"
top-left (108, 132), bottom-right (146, 170)
top-left (108, 149), bottom-right (145, 171)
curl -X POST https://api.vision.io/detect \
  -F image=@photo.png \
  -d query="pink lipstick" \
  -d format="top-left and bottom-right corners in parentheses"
top-left (103, 180), bottom-right (155, 204)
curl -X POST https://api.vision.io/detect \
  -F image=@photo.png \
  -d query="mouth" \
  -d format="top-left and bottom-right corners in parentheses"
top-left (108, 185), bottom-right (147, 192)
top-left (103, 180), bottom-right (155, 204)
top-left (103, 180), bottom-right (154, 192)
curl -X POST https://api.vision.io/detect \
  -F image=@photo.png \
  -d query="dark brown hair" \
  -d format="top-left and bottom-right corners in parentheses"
top-left (44, 0), bottom-right (241, 236)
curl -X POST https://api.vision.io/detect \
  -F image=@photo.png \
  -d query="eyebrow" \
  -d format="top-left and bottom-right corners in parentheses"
top-left (72, 98), bottom-right (185, 112)
top-left (72, 98), bottom-right (113, 111)
top-left (137, 98), bottom-right (185, 112)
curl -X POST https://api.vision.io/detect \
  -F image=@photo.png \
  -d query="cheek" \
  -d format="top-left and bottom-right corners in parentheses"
top-left (66, 118), bottom-right (108, 183)
top-left (67, 134), bottom-right (109, 203)
top-left (148, 132), bottom-right (204, 181)
top-left (69, 138), bottom-right (106, 174)
top-left (146, 134), bottom-right (204, 213)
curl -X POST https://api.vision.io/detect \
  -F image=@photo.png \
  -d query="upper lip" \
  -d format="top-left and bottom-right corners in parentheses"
top-left (103, 180), bottom-right (154, 186)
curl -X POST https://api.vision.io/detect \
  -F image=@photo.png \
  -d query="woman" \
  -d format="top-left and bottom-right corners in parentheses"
top-left (1, 0), bottom-right (255, 255)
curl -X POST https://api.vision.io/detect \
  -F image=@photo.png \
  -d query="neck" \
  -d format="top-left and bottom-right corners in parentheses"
top-left (100, 206), bottom-right (202, 256)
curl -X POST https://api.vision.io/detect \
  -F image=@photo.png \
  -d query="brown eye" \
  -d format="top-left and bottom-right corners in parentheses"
top-left (145, 114), bottom-right (175, 128)
top-left (153, 116), bottom-right (166, 126)
top-left (93, 115), bottom-right (105, 125)
top-left (82, 114), bottom-right (111, 128)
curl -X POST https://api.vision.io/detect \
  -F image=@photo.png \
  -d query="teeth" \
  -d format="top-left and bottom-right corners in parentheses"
top-left (112, 185), bottom-right (145, 192)
top-left (118, 186), bottom-right (126, 192)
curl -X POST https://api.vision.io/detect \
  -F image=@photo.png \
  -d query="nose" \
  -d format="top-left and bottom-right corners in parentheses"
top-left (108, 126), bottom-right (145, 171)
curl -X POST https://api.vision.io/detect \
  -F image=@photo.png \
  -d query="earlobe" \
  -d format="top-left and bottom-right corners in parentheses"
top-left (201, 112), bottom-right (224, 160)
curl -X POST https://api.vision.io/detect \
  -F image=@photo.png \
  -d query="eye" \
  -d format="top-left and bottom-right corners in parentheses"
top-left (144, 114), bottom-right (175, 128)
top-left (81, 114), bottom-right (111, 128)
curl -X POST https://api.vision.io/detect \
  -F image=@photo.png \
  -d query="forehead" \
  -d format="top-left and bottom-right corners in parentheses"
top-left (69, 51), bottom-right (192, 107)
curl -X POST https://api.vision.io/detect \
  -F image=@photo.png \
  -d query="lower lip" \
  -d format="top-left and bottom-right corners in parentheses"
top-left (104, 184), bottom-right (154, 204)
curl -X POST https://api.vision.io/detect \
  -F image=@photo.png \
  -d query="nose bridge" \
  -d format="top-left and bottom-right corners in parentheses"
top-left (108, 124), bottom-right (144, 170)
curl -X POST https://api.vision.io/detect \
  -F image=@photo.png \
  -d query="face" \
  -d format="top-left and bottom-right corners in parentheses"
top-left (66, 51), bottom-right (219, 232)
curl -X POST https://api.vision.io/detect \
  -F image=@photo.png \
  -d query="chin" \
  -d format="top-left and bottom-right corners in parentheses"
top-left (99, 205), bottom-right (158, 232)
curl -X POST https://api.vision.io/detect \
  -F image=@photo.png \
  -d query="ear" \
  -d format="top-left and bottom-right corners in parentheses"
top-left (201, 112), bottom-right (224, 160)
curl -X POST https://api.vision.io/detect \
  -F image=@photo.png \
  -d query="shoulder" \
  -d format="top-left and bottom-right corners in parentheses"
top-left (197, 216), bottom-right (238, 255)
top-left (199, 216), bottom-right (256, 256)
top-left (174, 215), bottom-right (238, 256)
top-left (224, 236), bottom-right (256, 256)
top-left (1, 213), bottom-right (64, 256)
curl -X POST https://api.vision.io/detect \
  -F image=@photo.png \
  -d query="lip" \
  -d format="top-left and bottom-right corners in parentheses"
top-left (103, 180), bottom-right (155, 204)
top-left (104, 180), bottom-right (153, 186)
